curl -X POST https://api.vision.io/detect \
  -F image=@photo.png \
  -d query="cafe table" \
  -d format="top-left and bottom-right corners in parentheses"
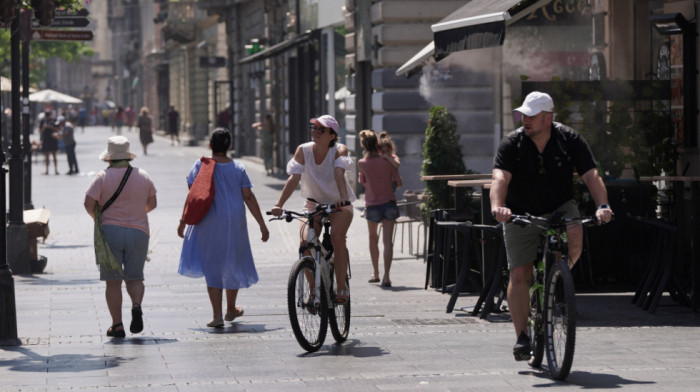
top-left (419, 173), bottom-right (493, 264)
top-left (446, 179), bottom-right (496, 289)
top-left (638, 176), bottom-right (700, 310)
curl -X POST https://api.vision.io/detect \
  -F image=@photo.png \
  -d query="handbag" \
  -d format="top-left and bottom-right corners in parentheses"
top-left (181, 157), bottom-right (216, 225)
top-left (94, 166), bottom-right (133, 276)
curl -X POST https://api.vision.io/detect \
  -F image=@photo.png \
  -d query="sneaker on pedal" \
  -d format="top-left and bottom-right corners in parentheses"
top-left (513, 332), bottom-right (531, 361)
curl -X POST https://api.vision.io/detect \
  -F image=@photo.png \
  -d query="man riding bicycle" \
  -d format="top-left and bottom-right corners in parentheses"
top-left (490, 91), bottom-right (614, 361)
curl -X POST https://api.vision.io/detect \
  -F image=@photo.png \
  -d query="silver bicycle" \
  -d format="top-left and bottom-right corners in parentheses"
top-left (268, 201), bottom-right (351, 352)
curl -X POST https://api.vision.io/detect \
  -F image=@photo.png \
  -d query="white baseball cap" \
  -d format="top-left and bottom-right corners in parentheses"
top-left (310, 115), bottom-right (339, 133)
top-left (514, 91), bottom-right (554, 116)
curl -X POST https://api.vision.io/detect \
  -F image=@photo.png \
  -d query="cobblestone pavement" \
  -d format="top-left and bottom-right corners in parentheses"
top-left (1, 125), bottom-right (699, 391)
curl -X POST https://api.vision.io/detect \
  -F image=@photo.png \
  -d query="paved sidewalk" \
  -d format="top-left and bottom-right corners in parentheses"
top-left (1, 125), bottom-right (700, 391)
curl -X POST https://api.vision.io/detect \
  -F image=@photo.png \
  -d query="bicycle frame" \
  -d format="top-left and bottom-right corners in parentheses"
top-left (301, 214), bottom-right (334, 310)
top-left (533, 226), bottom-right (570, 304)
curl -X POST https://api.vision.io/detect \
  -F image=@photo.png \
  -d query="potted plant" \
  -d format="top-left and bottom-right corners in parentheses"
top-left (420, 105), bottom-right (476, 216)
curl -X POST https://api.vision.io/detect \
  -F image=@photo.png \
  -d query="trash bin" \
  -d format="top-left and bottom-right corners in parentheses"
top-left (24, 208), bottom-right (50, 273)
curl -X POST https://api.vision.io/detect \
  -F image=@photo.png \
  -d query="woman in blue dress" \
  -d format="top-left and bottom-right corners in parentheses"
top-left (177, 128), bottom-right (270, 328)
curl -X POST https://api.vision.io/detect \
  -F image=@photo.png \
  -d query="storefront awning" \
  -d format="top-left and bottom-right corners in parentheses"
top-left (395, 42), bottom-right (441, 78)
top-left (396, 0), bottom-right (549, 77)
top-left (238, 32), bottom-right (314, 65)
top-left (432, 0), bottom-right (550, 56)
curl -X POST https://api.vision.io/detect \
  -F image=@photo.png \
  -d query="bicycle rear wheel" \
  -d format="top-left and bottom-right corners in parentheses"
top-left (287, 257), bottom-right (328, 352)
top-left (527, 280), bottom-right (545, 368)
top-left (545, 260), bottom-right (577, 380)
top-left (329, 275), bottom-right (351, 343)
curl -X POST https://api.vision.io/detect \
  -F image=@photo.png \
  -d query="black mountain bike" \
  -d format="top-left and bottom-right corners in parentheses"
top-left (510, 213), bottom-right (600, 380)
top-left (267, 201), bottom-right (351, 352)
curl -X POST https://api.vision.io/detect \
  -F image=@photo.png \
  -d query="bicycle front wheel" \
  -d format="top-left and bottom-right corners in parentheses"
top-left (287, 257), bottom-right (328, 352)
top-left (329, 275), bottom-right (351, 343)
top-left (544, 260), bottom-right (577, 380)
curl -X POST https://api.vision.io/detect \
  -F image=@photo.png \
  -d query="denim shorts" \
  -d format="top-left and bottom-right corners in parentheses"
top-left (100, 225), bottom-right (149, 281)
top-left (365, 201), bottom-right (400, 223)
top-left (503, 199), bottom-right (580, 270)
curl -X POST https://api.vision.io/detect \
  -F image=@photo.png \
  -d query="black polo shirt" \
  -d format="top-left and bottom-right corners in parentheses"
top-left (493, 122), bottom-right (597, 215)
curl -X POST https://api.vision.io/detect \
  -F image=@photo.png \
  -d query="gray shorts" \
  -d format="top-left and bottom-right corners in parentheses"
top-left (100, 225), bottom-right (149, 281)
top-left (503, 199), bottom-right (580, 270)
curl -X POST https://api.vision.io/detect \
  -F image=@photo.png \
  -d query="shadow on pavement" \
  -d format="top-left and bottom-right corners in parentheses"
top-left (300, 339), bottom-right (389, 358)
top-left (0, 347), bottom-right (125, 372)
top-left (107, 337), bottom-right (178, 345)
top-left (455, 293), bottom-right (700, 328)
top-left (17, 275), bottom-right (100, 286)
top-left (204, 323), bottom-right (283, 334)
top-left (374, 285), bottom-right (423, 293)
top-left (520, 368), bottom-right (656, 389)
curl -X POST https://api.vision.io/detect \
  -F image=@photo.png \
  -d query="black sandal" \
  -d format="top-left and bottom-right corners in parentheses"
top-left (107, 322), bottom-right (126, 338)
top-left (130, 304), bottom-right (143, 334)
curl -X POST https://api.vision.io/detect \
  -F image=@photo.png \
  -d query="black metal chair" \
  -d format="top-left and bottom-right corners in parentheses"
top-left (630, 216), bottom-right (688, 313)
top-left (424, 209), bottom-right (471, 290)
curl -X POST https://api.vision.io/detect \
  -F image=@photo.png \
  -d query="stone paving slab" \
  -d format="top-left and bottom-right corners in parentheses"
top-left (1, 126), bottom-right (700, 391)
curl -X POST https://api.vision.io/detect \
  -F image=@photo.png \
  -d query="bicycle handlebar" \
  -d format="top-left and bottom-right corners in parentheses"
top-left (509, 212), bottom-right (608, 229)
top-left (265, 199), bottom-right (350, 222)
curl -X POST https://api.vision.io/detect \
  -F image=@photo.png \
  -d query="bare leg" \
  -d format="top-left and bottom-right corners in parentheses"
top-left (225, 289), bottom-right (239, 315)
top-left (507, 264), bottom-right (533, 338)
top-left (105, 280), bottom-right (123, 328)
top-left (329, 205), bottom-right (353, 295)
top-left (381, 219), bottom-right (395, 285)
top-left (566, 223), bottom-right (583, 268)
top-left (125, 279), bottom-right (144, 307)
top-left (367, 220), bottom-right (380, 279)
top-left (43, 152), bottom-right (49, 174)
top-left (207, 286), bottom-right (223, 320)
top-left (51, 151), bottom-right (58, 174)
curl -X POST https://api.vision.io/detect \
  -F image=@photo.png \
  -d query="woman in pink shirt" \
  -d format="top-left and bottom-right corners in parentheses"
top-left (358, 130), bottom-right (400, 288)
top-left (84, 136), bottom-right (157, 338)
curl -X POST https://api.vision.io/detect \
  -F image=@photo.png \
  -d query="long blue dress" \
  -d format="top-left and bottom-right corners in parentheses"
top-left (178, 159), bottom-right (259, 289)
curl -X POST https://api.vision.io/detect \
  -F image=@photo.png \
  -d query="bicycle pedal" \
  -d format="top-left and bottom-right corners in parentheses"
top-left (513, 351), bottom-right (532, 361)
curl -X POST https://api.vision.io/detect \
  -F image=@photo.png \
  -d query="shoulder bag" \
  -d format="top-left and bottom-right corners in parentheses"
top-left (181, 157), bottom-right (216, 225)
top-left (94, 166), bottom-right (133, 276)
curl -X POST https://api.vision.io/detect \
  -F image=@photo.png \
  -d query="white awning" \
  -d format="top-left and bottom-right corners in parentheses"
top-left (394, 41), bottom-right (435, 77)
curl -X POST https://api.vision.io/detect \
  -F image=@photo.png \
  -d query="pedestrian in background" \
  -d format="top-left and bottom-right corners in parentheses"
top-left (358, 130), bottom-right (400, 287)
top-left (167, 106), bottom-right (181, 146)
top-left (114, 107), bottom-right (125, 135)
top-left (252, 114), bottom-right (276, 175)
top-left (125, 106), bottom-right (135, 133)
top-left (56, 115), bottom-right (79, 175)
top-left (378, 131), bottom-right (402, 191)
top-left (137, 107), bottom-right (154, 155)
top-left (177, 129), bottom-right (269, 328)
top-left (84, 136), bottom-right (158, 338)
top-left (78, 106), bottom-right (87, 133)
top-left (40, 110), bottom-right (59, 175)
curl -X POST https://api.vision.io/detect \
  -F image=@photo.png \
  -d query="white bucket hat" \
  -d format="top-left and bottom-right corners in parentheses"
top-left (99, 136), bottom-right (136, 161)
